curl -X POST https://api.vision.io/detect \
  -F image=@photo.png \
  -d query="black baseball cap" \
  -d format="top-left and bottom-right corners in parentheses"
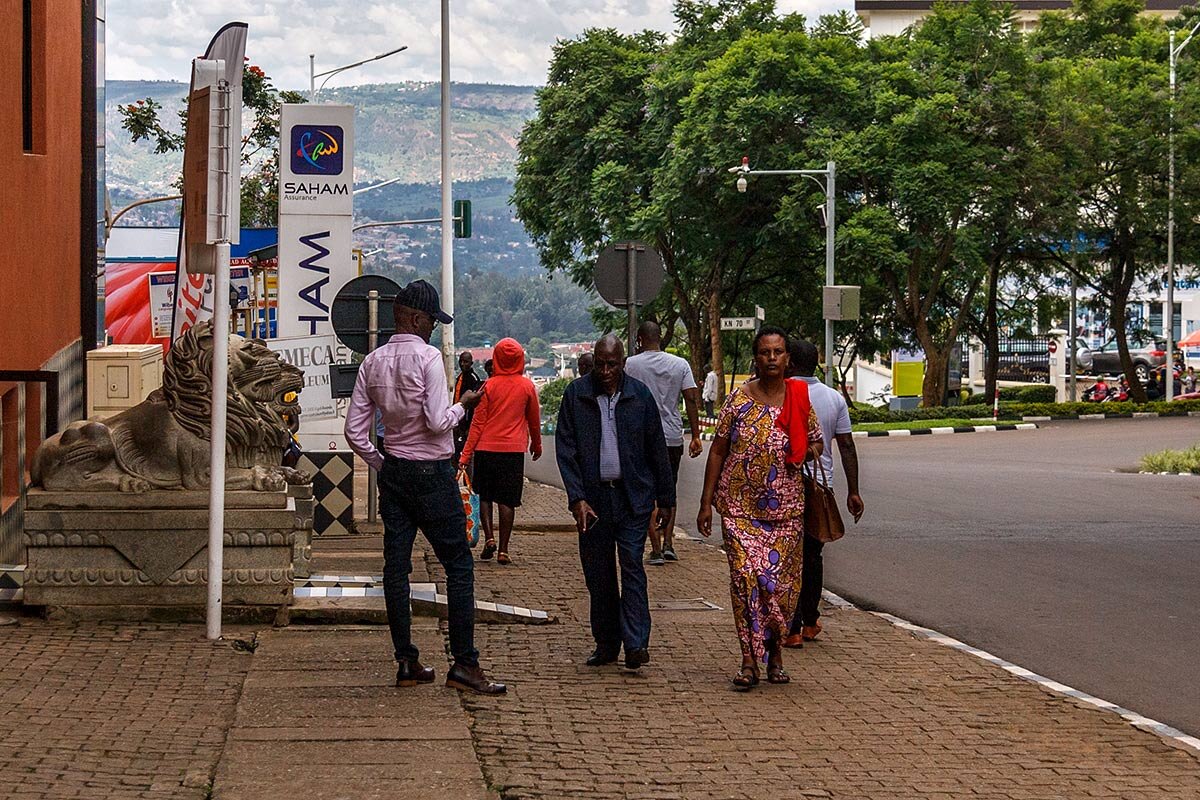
top-left (395, 279), bottom-right (453, 324)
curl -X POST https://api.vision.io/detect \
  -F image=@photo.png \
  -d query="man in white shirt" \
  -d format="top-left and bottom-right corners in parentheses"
top-left (782, 339), bottom-right (864, 648)
top-left (623, 321), bottom-right (703, 565)
top-left (702, 366), bottom-right (719, 418)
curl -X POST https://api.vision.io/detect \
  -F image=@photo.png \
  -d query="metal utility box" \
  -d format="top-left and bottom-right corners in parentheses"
top-left (86, 344), bottom-right (164, 418)
top-left (823, 285), bottom-right (862, 321)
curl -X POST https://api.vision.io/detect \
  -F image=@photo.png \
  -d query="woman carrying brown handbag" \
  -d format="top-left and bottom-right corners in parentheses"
top-left (696, 327), bottom-right (823, 690)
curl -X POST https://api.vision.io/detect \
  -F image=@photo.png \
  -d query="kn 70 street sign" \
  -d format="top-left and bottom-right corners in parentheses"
top-left (720, 317), bottom-right (757, 331)
top-left (721, 306), bottom-right (764, 331)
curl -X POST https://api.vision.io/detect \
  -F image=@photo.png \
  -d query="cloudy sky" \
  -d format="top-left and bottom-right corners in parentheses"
top-left (106, 0), bottom-right (850, 89)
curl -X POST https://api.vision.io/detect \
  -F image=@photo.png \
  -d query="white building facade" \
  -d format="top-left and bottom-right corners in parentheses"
top-left (856, 0), bottom-right (1183, 38)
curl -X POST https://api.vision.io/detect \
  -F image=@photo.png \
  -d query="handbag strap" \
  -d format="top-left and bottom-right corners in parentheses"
top-left (803, 444), bottom-right (831, 489)
top-left (457, 467), bottom-right (473, 491)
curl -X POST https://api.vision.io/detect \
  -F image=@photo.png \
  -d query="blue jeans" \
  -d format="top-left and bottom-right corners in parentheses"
top-left (578, 484), bottom-right (652, 653)
top-left (379, 456), bottom-right (479, 667)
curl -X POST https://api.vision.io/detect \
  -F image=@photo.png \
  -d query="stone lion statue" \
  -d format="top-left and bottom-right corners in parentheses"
top-left (32, 322), bottom-right (310, 493)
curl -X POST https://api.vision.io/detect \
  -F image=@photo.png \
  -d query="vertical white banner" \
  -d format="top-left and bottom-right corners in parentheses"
top-left (277, 104), bottom-right (355, 338)
top-left (170, 23), bottom-right (246, 340)
top-left (277, 217), bottom-right (354, 336)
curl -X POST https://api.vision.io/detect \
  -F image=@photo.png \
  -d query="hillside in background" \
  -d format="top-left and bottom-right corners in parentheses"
top-left (106, 80), bottom-right (537, 196)
top-left (105, 80), bottom-right (601, 346)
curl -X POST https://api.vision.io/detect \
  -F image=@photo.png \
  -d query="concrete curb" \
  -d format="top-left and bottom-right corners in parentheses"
top-left (700, 422), bottom-right (1039, 441)
top-left (820, 589), bottom-right (1200, 758)
top-left (1137, 471), bottom-right (1200, 477)
top-left (1021, 410), bottom-right (1200, 421)
top-left (851, 422), bottom-right (1038, 439)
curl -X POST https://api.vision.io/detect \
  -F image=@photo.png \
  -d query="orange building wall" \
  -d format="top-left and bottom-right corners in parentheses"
top-left (0, 2), bottom-right (84, 371)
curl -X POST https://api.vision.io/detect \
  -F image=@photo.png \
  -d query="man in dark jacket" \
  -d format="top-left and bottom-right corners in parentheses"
top-left (555, 334), bottom-right (675, 671)
top-left (453, 351), bottom-right (483, 462)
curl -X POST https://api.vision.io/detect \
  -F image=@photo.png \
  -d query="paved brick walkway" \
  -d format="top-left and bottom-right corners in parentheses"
top-left (424, 482), bottom-right (1200, 800)
top-left (1, 621), bottom-right (255, 799)
top-left (211, 621), bottom-right (494, 800)
top-left (7, 470), bottom-right (1200, 799)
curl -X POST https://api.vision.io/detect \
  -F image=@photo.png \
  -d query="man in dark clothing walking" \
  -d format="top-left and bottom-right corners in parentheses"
top-left (555, 334), bottom-right (675, 671)
top-left (781, 339), bottom-right (864, 648)
top-left (453, 351), bottom-right (483, 462)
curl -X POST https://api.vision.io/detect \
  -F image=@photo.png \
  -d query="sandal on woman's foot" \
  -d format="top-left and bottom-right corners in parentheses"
top-left (766, 664), bottom-right (790, 684)
top-left (731, 665), bottom-right (759, 690)
top-left (497, 551), bottom-right (512, 565)
top-left (479, 540), bottom-right (496, 561)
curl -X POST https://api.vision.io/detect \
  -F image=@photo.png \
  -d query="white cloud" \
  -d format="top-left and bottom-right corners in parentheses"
top-left (106, 0), bottom-right (851, 88)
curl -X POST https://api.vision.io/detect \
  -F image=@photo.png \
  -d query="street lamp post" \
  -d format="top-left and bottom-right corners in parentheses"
top-left (309, 46), bottom-right (408, 102)
top-left (731, 157), bottom-right (837, 388)
top-left (440, 0), bottom-right (457, 385)
top-left (1167, 23), bottom-right (1200, 400)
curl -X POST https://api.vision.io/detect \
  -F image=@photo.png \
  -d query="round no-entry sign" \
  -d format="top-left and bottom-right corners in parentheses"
top-left (1048, 340), bottom-right (1058, 354)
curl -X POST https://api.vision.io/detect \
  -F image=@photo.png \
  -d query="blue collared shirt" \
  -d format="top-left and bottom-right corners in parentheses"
top-left (598, 390), bottom-right (622, 480)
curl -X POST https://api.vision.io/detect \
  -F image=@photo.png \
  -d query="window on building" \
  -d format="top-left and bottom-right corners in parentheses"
top-left (1, 386), bottom-right (18, 513)
top-left (22, 0), bottom-right (45, 154)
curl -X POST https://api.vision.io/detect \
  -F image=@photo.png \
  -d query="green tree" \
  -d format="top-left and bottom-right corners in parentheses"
top-left (538, 377), bottom-right (571, 420)
top-left (838, 0), bottom-right (1039, 405)
top-left (1030, 0), bottom-right (1200, 401)
top-left (655, 13), bottom-right (868, 393)
top-left (513, 2), bottom-right (795, 393)
top-left (118, 64), bottom-right (306, 226)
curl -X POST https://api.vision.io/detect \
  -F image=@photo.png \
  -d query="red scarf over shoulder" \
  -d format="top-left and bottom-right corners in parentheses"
top-left (773, 379), bottom-right (812, 465)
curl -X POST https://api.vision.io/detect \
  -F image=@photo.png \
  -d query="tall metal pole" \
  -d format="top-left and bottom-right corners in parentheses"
top-left (367, 290), bottom-right (379, 524)
top-left (824, 161), bottom-right (836, 387)
top-left (1167, 30), bottom-right (1177, 401)
top-left (440, 0), bottom-right (456, 385)
top-left (1069, 267), bottom-right (1078, 402)
top-left (732, 159), bottom-right (837, 386)
top-left (207, 78), bottom-right (233, 641)
top-left (626, 245), bottom-right (638, 354)
top-left (309, 54), bottom-right (315, 102)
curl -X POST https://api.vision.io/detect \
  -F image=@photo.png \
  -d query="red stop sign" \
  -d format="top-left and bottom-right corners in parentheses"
top-left (1048, 340), bottom-right (1058, 354)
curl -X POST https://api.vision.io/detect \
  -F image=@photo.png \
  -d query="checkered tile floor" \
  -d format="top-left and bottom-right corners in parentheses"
top-left (0, 564), bottom-right (23, 603)
top-left (295, 573), bottom-right (386, 597)
top-left (295, 452), bottom-right (354, 536)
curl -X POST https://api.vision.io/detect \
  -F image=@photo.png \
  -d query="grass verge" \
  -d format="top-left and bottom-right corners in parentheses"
top-left (1139, 445), bottom-right (1200, 474)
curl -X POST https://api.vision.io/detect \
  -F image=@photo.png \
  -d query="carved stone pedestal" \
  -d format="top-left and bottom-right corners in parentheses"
top-left (23, 488), bottom-right (312, 622)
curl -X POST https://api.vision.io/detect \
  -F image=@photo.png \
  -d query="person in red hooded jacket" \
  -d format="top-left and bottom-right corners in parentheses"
top-left (460, 338), bottom-right (543, 564)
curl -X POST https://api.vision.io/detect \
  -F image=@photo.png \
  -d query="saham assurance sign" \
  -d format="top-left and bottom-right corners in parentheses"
top-left (277, 104), bottom-right (355, 337)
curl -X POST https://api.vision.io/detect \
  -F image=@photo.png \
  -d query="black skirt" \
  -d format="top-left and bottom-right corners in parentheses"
top-left (472, 451), bottom-right (525, 507)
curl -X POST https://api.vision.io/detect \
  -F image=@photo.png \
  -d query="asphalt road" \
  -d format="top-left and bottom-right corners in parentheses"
top-left (527, 417), bottom-right (1200, 736)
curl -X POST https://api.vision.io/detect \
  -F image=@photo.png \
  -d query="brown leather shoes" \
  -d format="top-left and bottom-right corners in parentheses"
top-left (446, 662), bottom-right (507, 695)
top-left (395, 659), bottom-right (436, 687)
top-left (802, 622), bottom-right (823, 641)
top-left (781, 634), bottom-right (805, 649)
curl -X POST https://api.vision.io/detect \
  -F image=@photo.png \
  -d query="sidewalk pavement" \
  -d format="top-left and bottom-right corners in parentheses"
top-left (210, 621), bottom-right (494, 800)
top-left (4, 477), bottom-right (1200, 798)
top-left (430, 480), bottom-right (1200, 799)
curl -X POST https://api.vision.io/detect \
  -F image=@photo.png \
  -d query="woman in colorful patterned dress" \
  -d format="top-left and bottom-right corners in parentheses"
top-left (696, 326), bottom-right (822, 690)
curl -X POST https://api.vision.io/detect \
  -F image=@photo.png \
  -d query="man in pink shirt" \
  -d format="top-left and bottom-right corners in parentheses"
top-left (345, 279), bottom-right (505, 695)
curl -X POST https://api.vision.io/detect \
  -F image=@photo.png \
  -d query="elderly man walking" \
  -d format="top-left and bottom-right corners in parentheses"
top-left (345, 279), bottom-right (506, 695)
top-left (555, 334), bottom-right (675, 671)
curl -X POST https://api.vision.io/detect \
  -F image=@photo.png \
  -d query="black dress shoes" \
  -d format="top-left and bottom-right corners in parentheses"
top-left (585, 647), bottom-right (620, 667)
top-left (395, 659), bottom-right (436, 687)
top-left (445, 662), bottom-right (507, 695)
top-left (624, 648), bottom-right (650, 670)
